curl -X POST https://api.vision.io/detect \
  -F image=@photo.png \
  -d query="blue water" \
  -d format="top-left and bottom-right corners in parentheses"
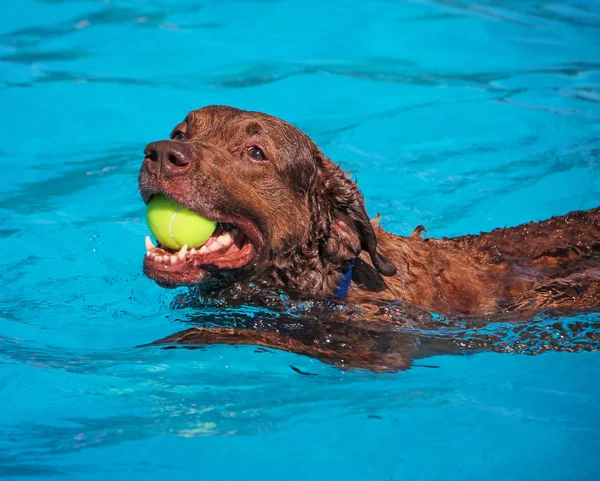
top-left (2, 0), bottom-right (600, 479)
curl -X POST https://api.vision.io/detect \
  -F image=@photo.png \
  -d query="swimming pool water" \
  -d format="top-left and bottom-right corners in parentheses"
top-left (1, 0), bottom-right (600, 479)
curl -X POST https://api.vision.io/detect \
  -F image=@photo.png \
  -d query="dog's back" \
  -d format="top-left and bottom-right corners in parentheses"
top-left (356, 207), bottom-right (600, 316)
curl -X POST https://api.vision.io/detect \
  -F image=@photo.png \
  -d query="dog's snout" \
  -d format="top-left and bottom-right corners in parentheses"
top-left (144, 140), bottom-right (191, 176)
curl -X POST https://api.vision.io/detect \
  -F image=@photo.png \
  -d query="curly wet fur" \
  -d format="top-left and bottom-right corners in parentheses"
top-left (139, 105), bottom-right (600, 318)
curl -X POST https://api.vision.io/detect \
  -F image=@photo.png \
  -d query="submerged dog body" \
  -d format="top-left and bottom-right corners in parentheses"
top-left (139, 105), bottom-right (600, 319)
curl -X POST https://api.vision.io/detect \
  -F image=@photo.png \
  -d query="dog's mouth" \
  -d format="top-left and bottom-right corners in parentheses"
top-left (143, 206), bottom-right (263, 287)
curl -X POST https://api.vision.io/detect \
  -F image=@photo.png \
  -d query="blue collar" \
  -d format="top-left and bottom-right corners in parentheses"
top-left (333, 259), bottom-right (354, 298)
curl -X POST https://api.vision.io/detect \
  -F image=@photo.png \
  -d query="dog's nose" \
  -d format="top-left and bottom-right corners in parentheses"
top-left (144, 140), bottom-right (191, 176)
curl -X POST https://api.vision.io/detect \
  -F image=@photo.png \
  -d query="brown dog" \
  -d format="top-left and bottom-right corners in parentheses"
top-left (139, 105), bottom-right (600, 371)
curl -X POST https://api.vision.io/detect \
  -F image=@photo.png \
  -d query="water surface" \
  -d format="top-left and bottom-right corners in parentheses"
top-left (1, 0), bottom-right (600, 479)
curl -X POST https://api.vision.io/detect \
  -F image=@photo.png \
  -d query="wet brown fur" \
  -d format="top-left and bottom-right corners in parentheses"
top-left (140, 105), bottom-right (600, 371)
top-left (358, 212), bottom-right (600, 317)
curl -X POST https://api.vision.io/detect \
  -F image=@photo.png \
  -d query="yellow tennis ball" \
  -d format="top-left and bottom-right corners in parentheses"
top-left (146, 195), bottom-right (217, 250)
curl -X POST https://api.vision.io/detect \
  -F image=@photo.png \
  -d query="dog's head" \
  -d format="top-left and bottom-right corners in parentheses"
top-left (139, 105), bottom-right (395, 294)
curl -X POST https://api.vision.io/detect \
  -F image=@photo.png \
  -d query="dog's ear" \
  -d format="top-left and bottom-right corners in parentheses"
top-left (311, 153), bottom-right (396, 276)
top-left (352, 257), bottom-right (387, 292)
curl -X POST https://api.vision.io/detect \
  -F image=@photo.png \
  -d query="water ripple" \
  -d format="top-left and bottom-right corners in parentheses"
top-left (1, 0), bottom-right (600, 477)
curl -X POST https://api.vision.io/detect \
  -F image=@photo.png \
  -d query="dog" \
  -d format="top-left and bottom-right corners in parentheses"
top-left (139, 105), bottom-right (600, 371)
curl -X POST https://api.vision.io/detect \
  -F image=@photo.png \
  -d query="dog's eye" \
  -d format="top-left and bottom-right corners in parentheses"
top-left (171, 131), bottom-right (185, 141)
top-left (247, 146), bottom-right (267, 161)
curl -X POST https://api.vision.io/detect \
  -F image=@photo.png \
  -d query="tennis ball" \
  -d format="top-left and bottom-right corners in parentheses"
top-left (146, 195), bottom-right (217, 250)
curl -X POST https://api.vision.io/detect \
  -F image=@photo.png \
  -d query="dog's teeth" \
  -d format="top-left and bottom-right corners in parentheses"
top-left (201, 243), bottom-right (219, 254)
top-left (145, 236), bottom-right (155, 251)
top-left (190, 248), bottom-right (197, 255)
top-left (177, 244), bottom-right (188, 260)
top-left (170, 255), bottom-right (178, 264)
top-left (207, 242), bottom-right (221, 253)
top-left (218, 232), bottom-right (233, 247)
